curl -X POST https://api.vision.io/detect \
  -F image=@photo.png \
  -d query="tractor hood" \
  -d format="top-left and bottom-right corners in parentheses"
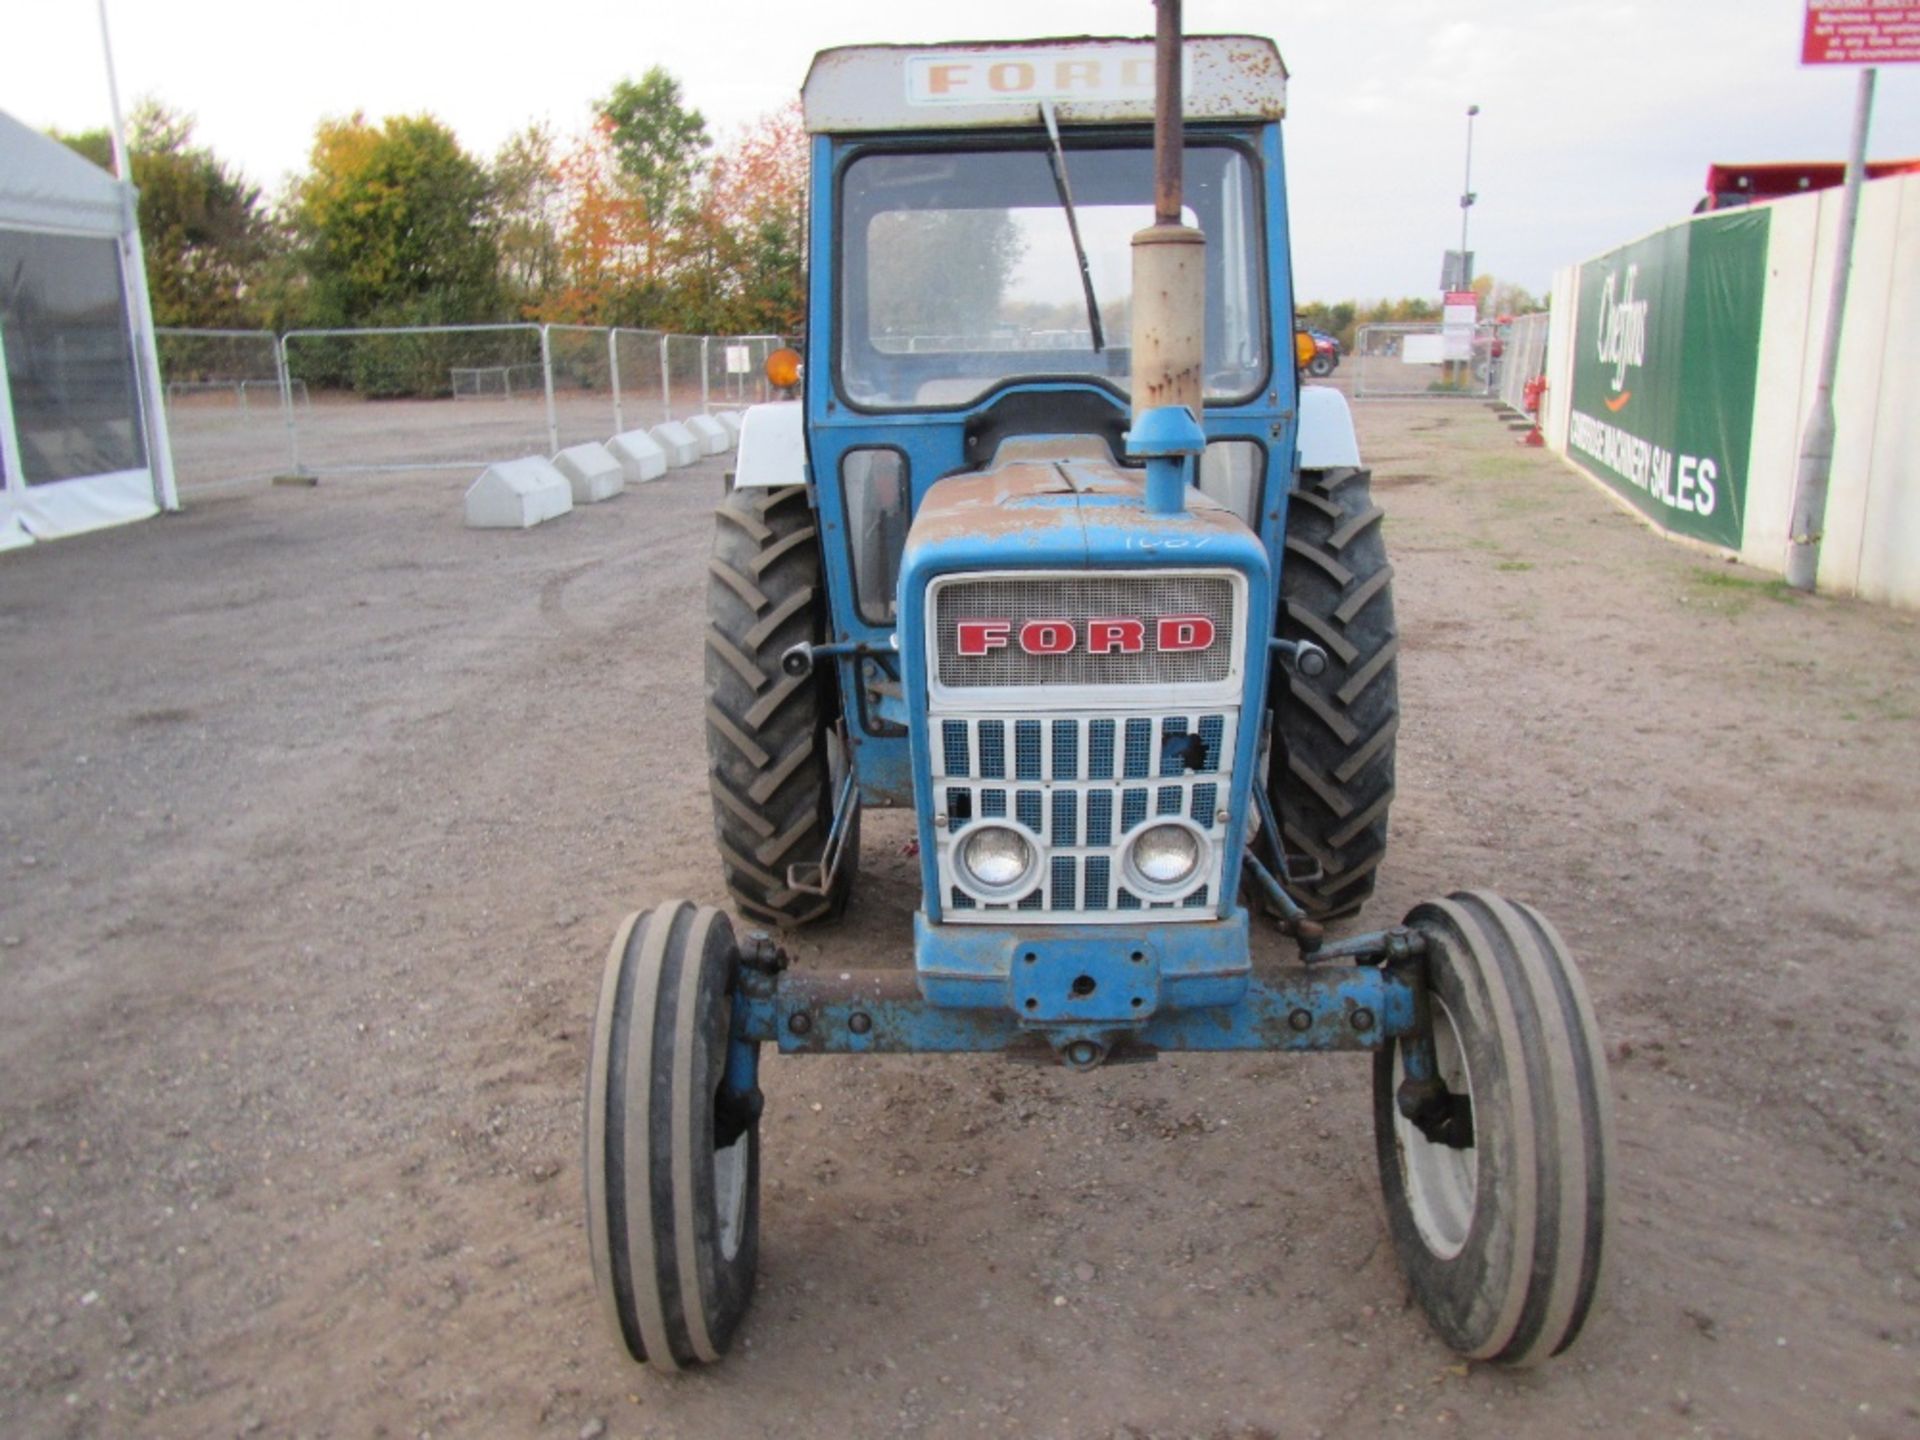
top-left (900, 439), bottom-right (1266, 581)
top-left (890, 435), bottom-right (1278, 934)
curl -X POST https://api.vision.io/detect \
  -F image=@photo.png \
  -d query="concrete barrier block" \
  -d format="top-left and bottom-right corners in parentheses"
top-left (607, 428), bottom-right (668, 483)
top-left (714, 410), bottom-right (744, 443)
top-left (464, 456), bottom-right (574, 529)
top-left (553, 442), bottom-right (626, 504)
top-left (685, 414), bottom-right (731, 456)
top-left (649, 421), bottom-right (701, 469)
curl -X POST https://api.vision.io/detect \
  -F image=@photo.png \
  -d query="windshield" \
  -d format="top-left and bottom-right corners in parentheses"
top-left (838, 140), bottom-right (1266, 411)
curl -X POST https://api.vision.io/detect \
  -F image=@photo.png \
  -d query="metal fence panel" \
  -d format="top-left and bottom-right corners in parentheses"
top-left (543, 325), bottom-right (623, 451)
top-left (281, 325), bottom-right (555, 476)
top-left (610, 329), bottom-right (667, 432)
top-left (155, 328), bottom-right (292, 491)
top-left (703, 335), bottom-right (787, 412)
top-left (1496, 312), bottom-right (1551, 414)
top-left (1354, 322), bottom-right (1502, 400)
top-left (152, 323), bottom-right (797, 486)
top-left (661, 334), bottom-right (707, 422)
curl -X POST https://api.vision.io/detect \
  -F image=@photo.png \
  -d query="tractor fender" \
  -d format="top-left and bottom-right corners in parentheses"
top-left (731, 401), bottom-right (808, 489)
top-left (1296, 385), bottom-right (1362, 471)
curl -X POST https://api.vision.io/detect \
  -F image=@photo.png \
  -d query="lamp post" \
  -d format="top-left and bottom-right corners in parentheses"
top-left (1785, 68), bottom-right (1876, 592)
top-left (1446, 104), bottom-right (1481, 387)
top-left (1459, 104), bottom-right (1480, 280)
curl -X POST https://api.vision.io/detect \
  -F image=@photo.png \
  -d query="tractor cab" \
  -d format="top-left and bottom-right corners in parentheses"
top-left (791, 38), bottom-right (1302, 808)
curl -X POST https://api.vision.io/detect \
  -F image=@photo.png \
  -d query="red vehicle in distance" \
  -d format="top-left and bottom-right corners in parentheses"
top-left (1696, 159), bottom-right (1920, 212)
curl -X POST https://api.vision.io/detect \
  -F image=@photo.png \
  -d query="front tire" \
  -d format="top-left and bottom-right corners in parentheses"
top-left (585, 902), bottom-right (760, 1371)
top-left (1374, 891), bottom-right (1614, 1365)
top-left (1268, 466), bottom-right (1398, 918)
top-left (705, 485), bottom-right (858, 927)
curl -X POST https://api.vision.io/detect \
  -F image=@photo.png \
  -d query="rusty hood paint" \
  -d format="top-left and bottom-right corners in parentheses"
top-left (903, 446), bottom-right (1261, 576)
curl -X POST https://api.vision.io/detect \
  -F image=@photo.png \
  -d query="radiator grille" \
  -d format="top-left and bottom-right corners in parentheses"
top-left (934, 709), bottom-right (1237, 923)
top-left (932, 574), bottom-right (1237, 689)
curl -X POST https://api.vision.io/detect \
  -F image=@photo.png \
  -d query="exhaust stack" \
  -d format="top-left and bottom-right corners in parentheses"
top-left (1126, 0), bottom-right (1206, 516)
top-left (1129, 0), bottom-right (1205, 427)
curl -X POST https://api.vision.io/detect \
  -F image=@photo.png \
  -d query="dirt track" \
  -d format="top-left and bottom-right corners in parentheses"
top-left (2, 403), bottom-right (1916, 1439)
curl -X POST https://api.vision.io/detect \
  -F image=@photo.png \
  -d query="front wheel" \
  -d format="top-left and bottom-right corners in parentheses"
top-left (585, 902), bottom-right (760, 1371)
top-left (1374, 891), bottom-right (1614, 1365)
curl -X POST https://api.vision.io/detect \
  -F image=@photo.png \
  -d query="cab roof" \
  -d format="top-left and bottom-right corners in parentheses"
top-left (802, 35), bottom-right (1287, 135)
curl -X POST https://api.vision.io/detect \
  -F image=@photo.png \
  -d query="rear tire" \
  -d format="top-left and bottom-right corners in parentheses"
top-left (1374, 891), bottom-right (1614, 1365)
top-left (585, 902), bottom-right (761, 1372)
top-left (1267, 466), bottom-right (1398, 918)
top-left (705, 485), bottom-right (858, 927)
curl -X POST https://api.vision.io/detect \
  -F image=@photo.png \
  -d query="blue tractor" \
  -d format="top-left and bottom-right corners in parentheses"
top-left (584, 11), bottom-right (1612, 1374)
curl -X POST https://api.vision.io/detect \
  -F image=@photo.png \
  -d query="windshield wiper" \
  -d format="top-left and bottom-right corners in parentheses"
top-left (1039, 101), bottom-right (1105, 353)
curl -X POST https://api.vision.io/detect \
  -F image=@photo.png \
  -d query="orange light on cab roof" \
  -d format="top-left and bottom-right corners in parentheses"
top-left (765, 347), bottom-right (802, 389)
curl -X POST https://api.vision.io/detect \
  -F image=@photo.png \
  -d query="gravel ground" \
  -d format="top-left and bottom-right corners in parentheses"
top-left (2, 402), bottom-right (1916, 1439)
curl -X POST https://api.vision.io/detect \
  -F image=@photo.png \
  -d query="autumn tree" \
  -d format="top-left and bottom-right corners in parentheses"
top-left (534, 93), bottom-right (808, 335)
top-left (530, 119), bottom-right (653, 325)
top-left (56, 100), bottom-right (274, 329)
top-left (291, 112), bottom-right (500, 327)
top-left (702, 102), bottom-right (808, 335)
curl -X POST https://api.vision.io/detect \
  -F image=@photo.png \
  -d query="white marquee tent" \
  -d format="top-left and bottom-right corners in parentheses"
top-left (0, 107), bottom-right (174, 551)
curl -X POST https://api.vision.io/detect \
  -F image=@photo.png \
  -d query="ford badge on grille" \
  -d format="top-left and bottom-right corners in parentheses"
top-left (955, 615), bottom-right (1217, 657)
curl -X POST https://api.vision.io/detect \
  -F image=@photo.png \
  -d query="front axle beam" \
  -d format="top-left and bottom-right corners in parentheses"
top-left (732, 962), bottom-right (1419, 1060)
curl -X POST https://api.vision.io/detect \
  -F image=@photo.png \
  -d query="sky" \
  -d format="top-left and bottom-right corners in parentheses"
top-left (5, 0), bottom-right (1917, 302)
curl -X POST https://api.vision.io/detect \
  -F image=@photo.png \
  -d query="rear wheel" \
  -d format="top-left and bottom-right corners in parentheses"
top-left (705, 485), bottom-right (858, 927)
top-left (1374, 891), bottom-right (1614, 1365)
top-left (1267, 466), bottom-right (1398, 918)
top-left (585, 902), bottom-right (761, 1372)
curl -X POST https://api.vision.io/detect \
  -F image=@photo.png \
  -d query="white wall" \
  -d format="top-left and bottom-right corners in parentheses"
top-left (1774, 171), bottom-right (1919, 608)
top-left (1543, 264), bottom-right (1581, 453)
top-left (1545, 172), bottom-right (1920, 610)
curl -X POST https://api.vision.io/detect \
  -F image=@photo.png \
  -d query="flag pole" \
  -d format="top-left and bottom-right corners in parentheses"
top-left (98, 0), bottom-right (179, 512)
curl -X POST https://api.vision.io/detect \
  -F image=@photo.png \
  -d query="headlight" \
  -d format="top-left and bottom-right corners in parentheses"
top-left (959, 824), bottom-right (1034, 894)
top-left (1125, 822), bottom-right (1205, 892)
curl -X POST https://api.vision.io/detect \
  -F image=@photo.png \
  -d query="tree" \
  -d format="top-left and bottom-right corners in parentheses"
top-left (598, 69), bottom-right (710, 226)
top-left (1477, 275), bottom-right (1545, 318)
top-left (491, 124), bottom-right (566, 316)
top-left (531, 119), bottom-right (652, 326)
top-left (55, 101), bottom-right (274, 329)
top-left (1294, 296), bottom-right (1451, 353)
top-left (597, 69), bottom-right (710, 287)
top-left (534, 97), bottom-right (809, 335)
top-left (291, 112), bottom-right (500, 327)
top-left (1297, 300), bottom-right (1356, 347)
top-left (702, 102), bottom-right (808, 335)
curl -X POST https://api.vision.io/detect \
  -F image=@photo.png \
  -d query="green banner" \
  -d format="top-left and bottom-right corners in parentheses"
top-left (1567, 210), bottom-right (1769, 549)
